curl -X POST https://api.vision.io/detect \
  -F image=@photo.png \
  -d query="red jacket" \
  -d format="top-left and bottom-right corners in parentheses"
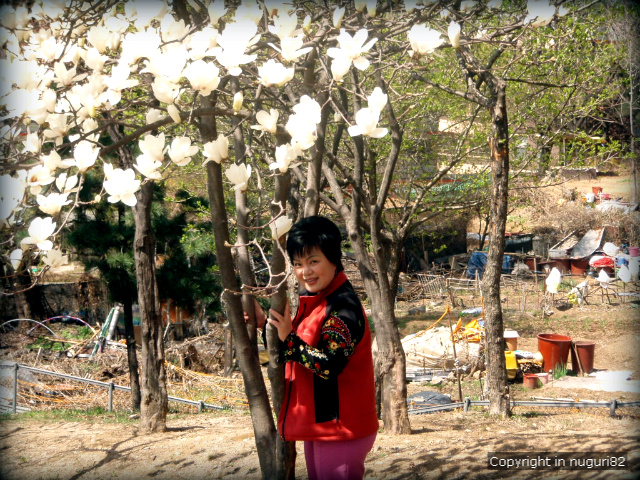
top-left (279, 271), bottom-right (379, 442)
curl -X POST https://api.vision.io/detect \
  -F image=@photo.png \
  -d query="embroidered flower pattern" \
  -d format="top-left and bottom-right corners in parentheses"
top-left (283, 313), bottom-right (357, 380)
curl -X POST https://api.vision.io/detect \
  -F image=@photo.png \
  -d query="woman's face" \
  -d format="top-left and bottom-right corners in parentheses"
top-left (292, 246), bottom-right (337, 293)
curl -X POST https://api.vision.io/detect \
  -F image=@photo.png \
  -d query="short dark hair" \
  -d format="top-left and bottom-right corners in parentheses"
top-left (286, 216), bottom-right (343, 272)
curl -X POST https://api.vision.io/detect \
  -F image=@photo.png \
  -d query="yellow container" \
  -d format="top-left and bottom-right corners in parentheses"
top-left (505, 350), bottom-right (518, 380)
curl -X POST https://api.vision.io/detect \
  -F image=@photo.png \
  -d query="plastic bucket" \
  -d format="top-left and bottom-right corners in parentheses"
top-left (570, 258), bottom-right (590, 275)
top-left (629, 246), bottom-right (639, 257)
top-left (537, 333), bottom-right (572, 373)
top-left (537, 372), bottom-right (550, 385)
top-left (523, 373), bottom-right (539, 389)
top-left (573, 341), bottom-right (595, 374)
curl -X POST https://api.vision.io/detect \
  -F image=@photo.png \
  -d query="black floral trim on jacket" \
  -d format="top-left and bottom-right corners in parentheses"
top-left (283, 311), bottom-right (360, 380)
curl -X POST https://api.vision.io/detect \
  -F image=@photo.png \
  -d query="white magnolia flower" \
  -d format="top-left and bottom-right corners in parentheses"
top-left (9, 249), bottom-right (23, 270)
top-left (275, 34), bottom-right (312, 62)
top-left (225, 163), bottom-right (252, 192)
top-left (203, 134), bottom-right (229, 164)
top-left (167, 104), bottom-right (181, 123)
top-left (251, 109), bottom-right (279, 134)
top-left (525, 0), bottom-right (556, 27)
top-left (87, 25), bottom-right (111, 54)
top-left (268, 12), bottom-right (300, 40)
top-left (0, 172), bottom-right (27, 226)
top-left (408, 24), bottom-right (444, 56)
top-left (234, 2), bottom-right (263, 24)
top-left (104, 62), bottom-right (139, 92)
top-left (84, 47), bottom-right (108, 72)
top-left (23, 131), bottom-right (42, 154)
top-left (120, 31), bottom-right (162, 65)
top-left (103, 164), bottom-right (140, 206)
top-left (53, 62), bottom-right (82, 86)
top-left (55, 173), bottom-right (78, 193)
top-left (188, 27), bottom-right (219, 60)
top-left (160, 15), bottom-right (189, 44)
top-left (42, 248), bottom-right (69, 268)
top-left (139, 133), bottom-right (166, 162)
top-left (367, 87), bottom-right (388, 114)
top-left (348, 107), bottom-right (388, 138)
top-left (36, 192), bottom-right (71, 216)
top-left (354, 0), bottom-right (367, 12)
top-left (62, 140), bottom-right (99, 173)
top-left (303, 15), bottom-right (311, 33)
top-left (26, 165), bottom-right (55, 195)
top-left (448, 21), bottom-right (461, 49)
top-left (327, 29), bottom-right (377, 71)
top-left (37, 36), bottom-right (63, 62)
top-left (41, 88), bottom-right (57, 112)
top-left (207, 0), bottom-right (227, 25)
top-left (143, 47), bottom-right (188, 83)
top-left (285, 116), bottom-right (317, 150)
top-left (134, 153), bottom-right (163, 180)
top-left (168, 136), bottom-right (199, 166)
top-left (215, 21), bottom-right (259, 76)
top-left (333, 7), bottom-right (345, 28)
top-left (258, 59), bottom-right (295, 87)
top-left (3, 89), bottom-right (42, 120)
top-left (270, 143), bottom-right (301, 173)
top-left (233, 92), bottom-right (244, 112)
top-left (42, 113), bottom-right (70, 146)
top-left (270, 215), bottom-right (293, 240)
top-left (21, 216), bottom-right (56, 251)
top-left (330, 54), bottom-right (352, 82)
top-left (151, 76), bottom-right (179, 104)
top-left (292, 95), bottom-right (322, 124)
top-left (183, 60), bottom-right (221, 96)
top-left (146, 108), bottom-right (166, 125)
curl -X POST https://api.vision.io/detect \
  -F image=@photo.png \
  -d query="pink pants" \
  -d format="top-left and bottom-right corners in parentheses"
top-left (304, 432), bottom-right (377, 480)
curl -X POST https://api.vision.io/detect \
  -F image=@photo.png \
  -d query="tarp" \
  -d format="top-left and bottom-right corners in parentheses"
top-left (401, 326), bottom-right (481, 369)
top-left (571, 227), bottom-right (605, 259)
top-left (466, 251), bottom-right (514, 279)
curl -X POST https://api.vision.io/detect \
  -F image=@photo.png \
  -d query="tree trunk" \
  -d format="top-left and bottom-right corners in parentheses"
top-left (133, 181), bottom-right (168, 432)
top-left (481, 79), bottom-right (511, 418)
top-left (367, 281), bottom-right (411, 434)
top-left (349, 229), bottom-right (411, 435)
top-left (268, 173), bottom-right (297, 480)
top-left (123, 298), bottom-right (141, 411)
top-left (199, 98), bottom-right (278, 479)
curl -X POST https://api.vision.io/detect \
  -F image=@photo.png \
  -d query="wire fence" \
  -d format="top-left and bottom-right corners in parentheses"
top-left (408, 398), bottom-right (640, 418)
top-left (3, 362), bottom-right (639, 420)
top-left (0, 362), bottom-right (242, 415)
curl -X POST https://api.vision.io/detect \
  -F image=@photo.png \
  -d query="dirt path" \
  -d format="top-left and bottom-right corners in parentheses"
top-left (1, 408), bottom-right (638, 480)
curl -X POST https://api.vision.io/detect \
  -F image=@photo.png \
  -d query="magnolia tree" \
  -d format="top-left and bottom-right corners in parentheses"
top-left (0, 0), bottom-right (631, 477)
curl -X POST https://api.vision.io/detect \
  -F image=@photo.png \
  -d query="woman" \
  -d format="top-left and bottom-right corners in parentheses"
top-left (268, 216), bottom-right (379, 480)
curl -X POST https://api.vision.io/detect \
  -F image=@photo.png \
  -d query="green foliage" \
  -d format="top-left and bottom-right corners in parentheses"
top-left (0, 408), bottom-right (137, 424)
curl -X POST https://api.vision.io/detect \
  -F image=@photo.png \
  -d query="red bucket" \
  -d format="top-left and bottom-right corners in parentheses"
top-left (572, 341), bottom-right (595, 374)
top-left (537, 333), bottom-right (572, 373)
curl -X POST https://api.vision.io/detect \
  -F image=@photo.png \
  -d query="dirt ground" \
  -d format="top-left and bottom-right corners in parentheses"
top-left (0, 406), bottom-right (639, 480)
top-left (1, 299), bottom-right (639, 480)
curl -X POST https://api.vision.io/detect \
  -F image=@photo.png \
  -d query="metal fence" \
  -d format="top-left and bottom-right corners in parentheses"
top-left (0, 362), bottom-right (230, 415)
top-left (408, 397), bottom-right (640, 417)
top-left (3, 362), bottom-right (639, 419)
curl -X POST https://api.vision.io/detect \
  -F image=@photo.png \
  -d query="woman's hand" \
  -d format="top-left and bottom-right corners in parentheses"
top-left (267, 302), bottom-right (292, 342)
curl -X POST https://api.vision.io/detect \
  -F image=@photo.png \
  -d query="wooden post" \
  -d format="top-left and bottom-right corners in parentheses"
top-left (108, 381), bottom-right (114, 412)
top-left (446, 308), bottom-right (463, 403)
top-left (12, 363), bottom-right (18, 414)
